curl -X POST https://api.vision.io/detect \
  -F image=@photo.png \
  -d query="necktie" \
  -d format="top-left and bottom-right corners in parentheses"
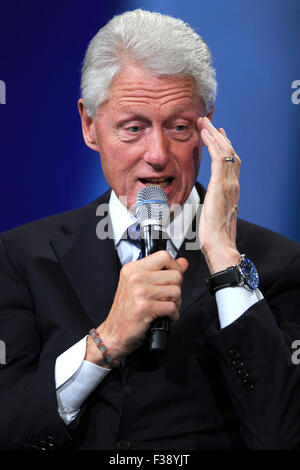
top-left (125, 225), bottom-right (177, 262)
top-left (126, 224), bottom-right (142, 260)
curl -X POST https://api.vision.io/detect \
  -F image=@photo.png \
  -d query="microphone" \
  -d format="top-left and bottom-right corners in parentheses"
top-left (135, 185), bottom-right (170, 353)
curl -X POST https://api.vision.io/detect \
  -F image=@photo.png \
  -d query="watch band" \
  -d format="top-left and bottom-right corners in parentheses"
top-left (206, 254), bottom-right (259, 295)
top-left (206, 265), bottom-right (241, 295)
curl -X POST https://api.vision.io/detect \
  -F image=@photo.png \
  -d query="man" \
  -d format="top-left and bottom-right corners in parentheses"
top-left (0, 9), bottom-right (300, 450)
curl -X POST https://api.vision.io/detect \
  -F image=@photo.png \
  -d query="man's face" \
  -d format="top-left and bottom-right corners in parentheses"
top-left (81, 66), bottom-right (206, 210)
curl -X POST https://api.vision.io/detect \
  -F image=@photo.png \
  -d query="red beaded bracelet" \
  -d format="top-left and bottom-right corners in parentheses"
top-left (89, 328), bottom-right (120, 369)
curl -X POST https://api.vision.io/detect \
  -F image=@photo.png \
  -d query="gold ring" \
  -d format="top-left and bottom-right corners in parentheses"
top-left (224, 156), bottom-right (235, 162)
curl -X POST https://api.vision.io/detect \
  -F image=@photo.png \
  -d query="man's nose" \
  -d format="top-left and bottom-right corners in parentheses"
top-left (143, 128), bottom-right (170, 170)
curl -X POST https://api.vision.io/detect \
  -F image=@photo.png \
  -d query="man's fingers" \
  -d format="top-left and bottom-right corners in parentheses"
top-left (200, 130), bottom-right (241, 187)
top-left (176, 257), bottom-right (189, 274)
top-left (200, 118), bottom-right (241, 179)
top-left (140, 269), bottom-right (183, 287)
top-left (200, 118), bottom-right (239, 174)
top-left (218, 127), bottom-right (242, 171)
top-left (150, 301), bottom-right (180, 324)
top-left (201, 129), bottom-right (227, 183)
top-left (137, 250), bottom-right (188, 273)
top-left (143, 284), bottom-right (182, 303)
top-left (218, 127), bottom-right (231, 145)
top-left (201, 117), bottom-right (234, 156)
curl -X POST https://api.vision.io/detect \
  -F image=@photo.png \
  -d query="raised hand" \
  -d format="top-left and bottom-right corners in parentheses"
top-left (197, 116), bottom-right (241, 274)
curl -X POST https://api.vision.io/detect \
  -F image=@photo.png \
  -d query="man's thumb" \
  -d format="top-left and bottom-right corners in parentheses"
top-left (176, 257), bottom-right (189, 273)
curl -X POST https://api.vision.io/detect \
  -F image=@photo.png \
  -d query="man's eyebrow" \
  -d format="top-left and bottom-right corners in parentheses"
top-left (122, 113), bottom-right (149, 121)
top-left (115, 113), bottom-right (151, 127)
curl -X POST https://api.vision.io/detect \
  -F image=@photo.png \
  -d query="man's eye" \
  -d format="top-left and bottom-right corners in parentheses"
top-left (126, 126), bottom-right (142, 133)
top-left (173, 125), bottom-right (187, 132)
top-left (168, 124), bottom-right (193, 141)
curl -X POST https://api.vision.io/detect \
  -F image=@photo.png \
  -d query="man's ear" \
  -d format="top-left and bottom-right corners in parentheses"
top-left (77, 98), bottom-right (99, 152)
top-left (207, 103), bottom-right (214, 122)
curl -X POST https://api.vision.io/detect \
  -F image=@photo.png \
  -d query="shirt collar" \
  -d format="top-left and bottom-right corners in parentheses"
top-left (109, 186), bottom-right (200, 249)
top-left (109, 190), bottom-right (138, 246)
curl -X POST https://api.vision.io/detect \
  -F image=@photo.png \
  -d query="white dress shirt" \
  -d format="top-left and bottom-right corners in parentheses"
top-left (55, 186), bottom-right (263, 424)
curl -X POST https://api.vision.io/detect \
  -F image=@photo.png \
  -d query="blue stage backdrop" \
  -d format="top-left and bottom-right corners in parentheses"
top-left (0, 0), bottom-right (299, 242)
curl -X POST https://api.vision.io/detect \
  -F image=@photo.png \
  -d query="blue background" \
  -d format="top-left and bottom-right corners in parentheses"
top-left (1, 0), bottom-right (299, 242)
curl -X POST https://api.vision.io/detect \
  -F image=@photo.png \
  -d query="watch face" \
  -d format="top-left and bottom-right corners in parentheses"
top-left (240, 257), bottom-right (259, 290)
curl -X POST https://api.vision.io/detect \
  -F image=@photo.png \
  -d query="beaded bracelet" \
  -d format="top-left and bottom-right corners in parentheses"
top-left (89, 328), bottom-right (120, 369)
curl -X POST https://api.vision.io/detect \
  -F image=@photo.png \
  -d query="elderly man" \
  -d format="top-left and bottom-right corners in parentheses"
top-left (0, 10), bottom-right (300, 450)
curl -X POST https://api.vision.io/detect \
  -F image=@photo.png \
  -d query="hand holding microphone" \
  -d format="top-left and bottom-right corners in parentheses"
top-left (88, 187), bottom-right (188, 366)
top-left (135, 185), bottom-right (173, 353)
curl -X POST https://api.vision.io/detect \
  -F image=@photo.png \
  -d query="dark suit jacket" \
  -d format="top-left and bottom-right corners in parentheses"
top-left (0, 183), bottom-right (300, 450)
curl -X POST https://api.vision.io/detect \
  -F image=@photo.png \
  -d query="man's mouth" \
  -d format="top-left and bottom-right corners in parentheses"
top-left (139, 177), bottom-right (174, 188)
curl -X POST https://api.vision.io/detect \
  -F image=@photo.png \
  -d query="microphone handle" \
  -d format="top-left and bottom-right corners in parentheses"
top-left (140, 224), bottom-right (169, 353)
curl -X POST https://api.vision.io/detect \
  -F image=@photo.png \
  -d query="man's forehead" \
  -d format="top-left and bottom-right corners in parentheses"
top-left (105, 78), bottom-right (202, 113)
top-left (111, 102), bottom-right (203, 119)
top-left (110, 75), bottom-right (196, 97)
top-left (106, 66), bottom-right (197, 96)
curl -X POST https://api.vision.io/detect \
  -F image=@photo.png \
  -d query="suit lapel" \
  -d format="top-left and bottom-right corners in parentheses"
top-left (51, 192), bottom-right (121, 328)
top-left (176, 199), bottom-right (211, 314)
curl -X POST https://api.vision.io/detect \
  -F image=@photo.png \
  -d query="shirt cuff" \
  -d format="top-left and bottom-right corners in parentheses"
top-left (55, 335), bottom-right (111, 424)
top-left (215, 287), bottom-right (264, 329)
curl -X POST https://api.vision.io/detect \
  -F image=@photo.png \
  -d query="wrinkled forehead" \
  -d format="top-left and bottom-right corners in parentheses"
top-left (101, 66), bottom-right (205, 117)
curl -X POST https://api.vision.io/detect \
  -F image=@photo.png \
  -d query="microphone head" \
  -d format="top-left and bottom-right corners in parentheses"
top-left (135, 185), bottom-right (170, 228)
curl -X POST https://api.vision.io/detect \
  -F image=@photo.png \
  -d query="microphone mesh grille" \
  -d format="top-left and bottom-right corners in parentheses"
top-left (135, 185), bottom-right (170, 227)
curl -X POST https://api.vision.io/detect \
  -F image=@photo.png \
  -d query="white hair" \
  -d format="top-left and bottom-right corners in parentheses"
top-left (81, 9), bottom-right (217, 117)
